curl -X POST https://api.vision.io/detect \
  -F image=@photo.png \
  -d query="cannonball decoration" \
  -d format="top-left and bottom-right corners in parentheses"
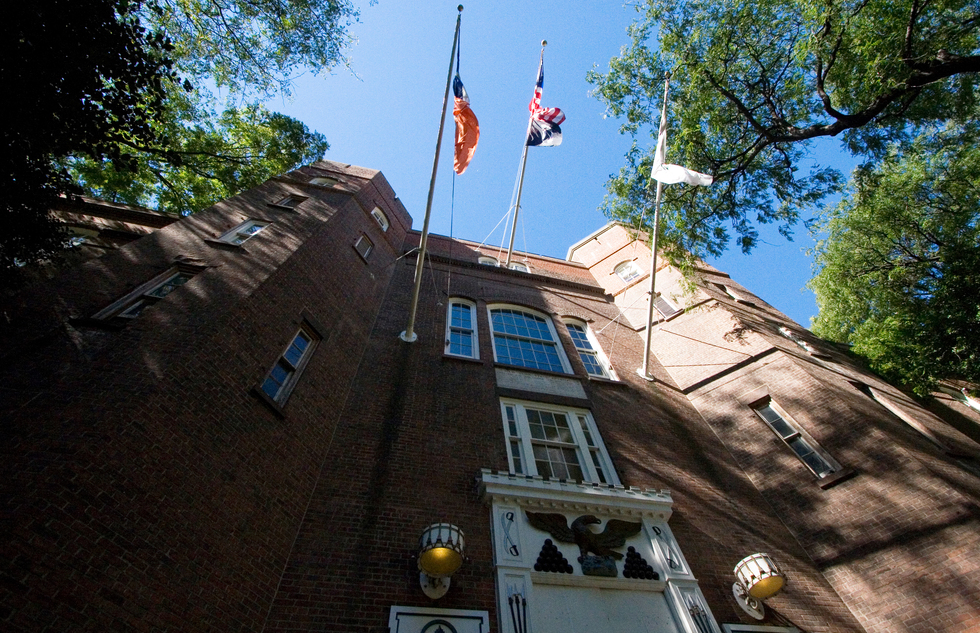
top-left (622, 546), bottom-right (659, 580)
top-left (533, 539), bottom-right (573, 574)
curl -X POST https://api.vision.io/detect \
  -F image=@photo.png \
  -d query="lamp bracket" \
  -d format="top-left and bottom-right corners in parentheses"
top-left (421, 572), bottom-right (451, 599)
top-left (732, 582), bottom-right (765, 620)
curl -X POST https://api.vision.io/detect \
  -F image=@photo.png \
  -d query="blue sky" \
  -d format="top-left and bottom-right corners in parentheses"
top-left (260, 0), bottom-right (857, 328)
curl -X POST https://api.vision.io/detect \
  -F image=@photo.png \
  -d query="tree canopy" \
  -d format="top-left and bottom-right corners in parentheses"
top-left (2, 0), bottom-right (176, 278)
top-left (809, 129), bottom-right (980, 395)
top-left (588, 0), bottom-right (980, 262)
top-left (64, 90), bottom-right (329, 215)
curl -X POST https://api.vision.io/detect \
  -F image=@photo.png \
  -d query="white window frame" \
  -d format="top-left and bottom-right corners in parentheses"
top-left (614, 259), bottom-right (641, 283)
top-left (354, 234), bottom-right (373, 260)
top-left (487, 305), bottom-right (572, 374)
top-left (478, 256), bottom-right (499, 266)
top-left (445, 298), bottom-right (478, 359)
top-left (654, 293), bottom-right (682, 319)
top-left (309, 176), bottom-right (338, 187)
top-left (563, 319), bottom-right (616, 380)
top-left (500, 399), bottom-right (619, 485)
top-left (369, 207), bottom-right (390, 232)
top-left (508, 261), bottom-right (529, 272)
top-left (259, 326), bottom-right (319, 404)
top-left (92, 265), bottom-right (200, 322)
top-left (270, 194), bottom-right (307, 209)
top-left (217, 219), bottom-right (269, 245)
top-left (751, 399), bottom-right (840, 478)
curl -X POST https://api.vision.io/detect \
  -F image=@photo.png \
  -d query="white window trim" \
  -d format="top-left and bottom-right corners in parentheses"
top-left (354, 234), bottom-right (373, 260)
top-left (369, 207), bottom-right (390, 232)
top-left (563, 318), bottom-right (616, 380)
top-left (751, 398), bottom-right (841, 478)
top-left (92, 265), bottom-right (201, 322)
top-left (445, 298), bottom-right (479, 359)
top-left (614, 259), bottom-right (642, 283)
top-left (217, 219), bottom-right (269, 245)
top-left (309, 176), bottom-right (338, 187)
top-left (508, 261), bottom-right (529, 272)
top-left (259, 326), bottom-right (319, 404)
top-left (478, 256), bottom-right (499, 266)
top-left (487, 304), bottom-right (573, 374)
top-left (269, 194), bottom-right (307, 209)
top-left (500, 399), bottom-right (620, 485)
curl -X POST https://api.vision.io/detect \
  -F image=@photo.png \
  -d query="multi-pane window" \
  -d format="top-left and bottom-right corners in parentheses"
top-left (354, 235), bottom-right (373, 260)
top-left (260, 328), bottom-right (318, 403)
top-left (93, 266), bottom-right (200, 322)
top-left (501, 400), bottom-right (618, 484)
top-left (370, 207), bottom-right (390, 232)
top-left (509, 262), bottom-right (529, 272)
top-left (478, 256), bottom-right (499, 266)
top-left (218, 220), bottom-right (269, 245)
top-left (309, 176), bottom-right (338, 187)
top-left (752, 400), bottom-right (836, 478)
top-left (564, 320), bottom-right (612, 379)
top-left (489, 307), bottom-right (569, 373)
top-left (614, 260), bottom-right (641, 283)
top-left (654, 294), bottom-right (682, 319)
top-left (445, 299), bottom-right (478, 358)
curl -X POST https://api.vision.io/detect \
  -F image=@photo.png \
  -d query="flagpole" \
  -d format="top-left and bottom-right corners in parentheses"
top-left (639, 71), bottom-right (671, 380)
top-left (505, 41), bottom-right (546, 268)
top-left (401, 6), bottom-right (463, 343)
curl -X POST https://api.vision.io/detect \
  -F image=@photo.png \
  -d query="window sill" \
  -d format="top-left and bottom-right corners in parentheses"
top-left (203, 238), bottom-right (245, 250)
top-left (493, 362), bottom-right (573, 379)
top-left (587, 375), bottom-right (628, 387)
top-left (443, 353), bottom-right (484, 364)
top-left (267, 203), bottom-right (300, 212)
top-left (251, 386), bottom-right (286, 419)
top-left (817, 467), bottom-right (856, 489)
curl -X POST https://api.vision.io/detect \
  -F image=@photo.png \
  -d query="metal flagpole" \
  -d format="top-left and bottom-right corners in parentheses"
top-left (638, 72), bottom-right (671, 380)
top-left (505, 41), bottom-right (546, 268)
top-left (401, 6), bottom-right (463, 343)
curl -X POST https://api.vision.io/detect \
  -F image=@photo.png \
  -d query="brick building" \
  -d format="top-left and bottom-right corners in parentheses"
top-left (2, 161), bottom-right (979, 632)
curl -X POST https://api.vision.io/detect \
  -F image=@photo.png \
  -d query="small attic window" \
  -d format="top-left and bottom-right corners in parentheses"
top-left (309, 176), bottom-right (339, 187)
top-left (614, 260), bottom-right (641, 283)
top-left (479, 256), bottom-right (499, 266)
top-left (509, 262), bottom-right (529, 272)
top-left (271, 194), bottom-right (307, 209)
top-left (370, 207), bottom-right (389, 232)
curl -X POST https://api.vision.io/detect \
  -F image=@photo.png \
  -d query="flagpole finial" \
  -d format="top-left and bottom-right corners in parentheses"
top-left (541, 40), bottom-right (547, 47)
top-left (458, 4), bottom-right (463, 11)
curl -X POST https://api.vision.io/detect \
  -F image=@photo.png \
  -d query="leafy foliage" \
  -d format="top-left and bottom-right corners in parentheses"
top-left (1, 0), bottom-right (176, 279)
top-left (809, 129), bottom-right (980, 394)
top-left (65, 89), bottom-right (329, 215)
top-left (146, 0), bottom-right (359, 96)
top-left (588, 0), bottom-right (980, 262)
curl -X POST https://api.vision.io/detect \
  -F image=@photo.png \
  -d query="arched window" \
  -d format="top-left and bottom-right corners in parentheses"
top-left (478, 256), bottom-right (499, 266)
top-left (445, 299), bottom-right (478, 359)
top-left (614, 260), bottom-right (641, 283)
top-left (488, 306), bottom-right (570, 373)
top-left (370, 207), bottom-right (389, 232)
top-left (509, 262), bottom-right (529, 273)
top-left (309, 176), bottom-right (338, 187)
top-left (564, 319), bottom-right (614, 379)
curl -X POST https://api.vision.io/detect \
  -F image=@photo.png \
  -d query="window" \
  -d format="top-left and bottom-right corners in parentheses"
top-left (270, 194), bottom-right (307, 209)
top-left (654, 294), bottom-right (682, 319)
top-left (370, 207), bottom-right (390, 232)
top-left (445, 299), bottom-right (478, 358)
top-left (218, 219), bottom-right (269, 245)
top-left (779, 326), bottom-right (826, 357)
top-left (752, 400), bottom-right (837, 478)
top-left (478, 256), bottom-right (499, 266)
top-left (354, 234), bottom-right (373, 260)
top-left (92, 265), bottom-right (201, 322)
top-left (509, 262), bottom-right (529, 272)
top-left (614, 260), bottom-right (641, 283)
top-left (564, 320), bottom-right (614, 379)
top-left (309, 176), bottom-right (338, 187)
top-left (260, 327), bottom-right (319, 403)
top-left (501, 400), bottom-right (619, 484)
top-left (489, 306), bottom-right (570, 373)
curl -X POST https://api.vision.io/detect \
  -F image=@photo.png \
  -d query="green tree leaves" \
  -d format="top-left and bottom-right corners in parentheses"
top-left (809, 130), bottom-right (980, 394)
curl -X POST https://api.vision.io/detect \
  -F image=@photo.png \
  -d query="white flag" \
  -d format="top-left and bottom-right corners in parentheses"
top-left (650, 100), bottom-right (712, 187)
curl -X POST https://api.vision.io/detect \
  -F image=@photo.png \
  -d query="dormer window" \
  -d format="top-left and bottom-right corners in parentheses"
top-left (370, 207), bottom-right (390, 232)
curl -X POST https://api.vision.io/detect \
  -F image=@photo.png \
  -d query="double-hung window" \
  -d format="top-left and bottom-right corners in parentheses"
top-left (654, 294), bottom-right (681, 319)
top-left (564, 320), bottom-right (614, 379)
top-left (218, 219), bottom-right (269, 245)
top-left (752, 400), bottom-right (837, 478)
top-left (445, 299), bottom-right (478, 359)
top-left (92, 265), bottom-right (202, 323)
top-left (488, 306), bottom-right (570, 373)
top-left (260, 327), bottom-right (319, 404)
top-left (354, 234), bottom-right (373, 260)
top-left (501, 400), bottom-right (618, 484)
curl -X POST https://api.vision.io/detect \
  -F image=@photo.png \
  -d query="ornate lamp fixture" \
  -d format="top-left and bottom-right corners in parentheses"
top-left (418, 523), bottom-right (465, 599)
top-left (732, 553), bottom-right (786, 620)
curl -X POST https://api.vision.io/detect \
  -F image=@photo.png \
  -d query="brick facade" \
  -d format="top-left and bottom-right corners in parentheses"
top-left (2, 164), bottom-right (979, 632)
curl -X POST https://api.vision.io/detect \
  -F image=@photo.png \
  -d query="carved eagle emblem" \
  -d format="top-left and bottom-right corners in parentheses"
top-left (526, 512), bottom-right (641, 560)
